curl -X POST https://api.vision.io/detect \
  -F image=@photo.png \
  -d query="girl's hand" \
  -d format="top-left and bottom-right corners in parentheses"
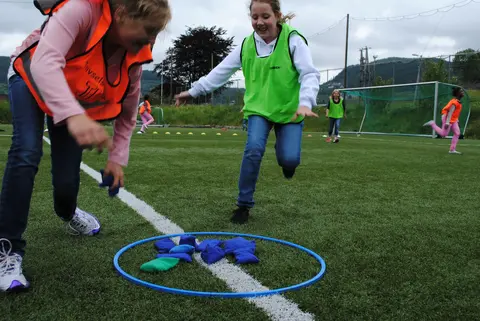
top-left (67, 114), bottom-right (112, 152)
top-left (292, 106), bottom-right (318, 121)
top-left (104, 161), bottom-right (124, 190)
top-left (174, 91), bottom-right (191, 106)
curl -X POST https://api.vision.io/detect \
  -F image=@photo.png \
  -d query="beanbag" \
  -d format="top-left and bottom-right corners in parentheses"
top-left (179, 235), bottom-right (197, 247)
top-left (140, 257), bottom-right (180, 272)
top-left (156, 253), bottom-right (192, 263)
top-left (154, 238), bottom-right (176, 253)
top-left (201, 244), bottom-right (225, 265)
top-left (169, 244), bottom-right (195, 254)
top-left (98, 169), bottom-right (120, 197)
top-left (224, 237), bottom-right (256, 255)
top-left (233, 249), bottom-right (259, 264)
top-left (196, 239), bottom-right (223, 252)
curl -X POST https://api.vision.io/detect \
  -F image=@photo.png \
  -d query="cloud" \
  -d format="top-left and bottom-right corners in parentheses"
top-left (0, 0), bottom-right (478, 85)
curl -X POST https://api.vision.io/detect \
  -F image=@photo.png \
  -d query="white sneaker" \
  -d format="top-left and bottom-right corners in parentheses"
top-left (423, 120), bottom-right (435, 127)
top-left (0, 239), bottom-right (29, 292)
top-left (66, 208), bottom-right (101, 236)
top-left (448, 150), bottom-right (462, 155)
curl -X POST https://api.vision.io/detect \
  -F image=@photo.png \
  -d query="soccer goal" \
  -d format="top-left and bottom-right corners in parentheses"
top-left (338, 81), bottom-right (471, 138)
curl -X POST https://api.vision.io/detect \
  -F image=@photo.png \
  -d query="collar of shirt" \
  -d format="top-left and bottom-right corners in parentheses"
top-left (253, 32), bottom-right (278, 56)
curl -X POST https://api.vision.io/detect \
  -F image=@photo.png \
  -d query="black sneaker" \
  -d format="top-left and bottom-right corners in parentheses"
top-left (230, 207), bottom-right (250, 224)
top-left (282, 168), bottom-right (295, 180)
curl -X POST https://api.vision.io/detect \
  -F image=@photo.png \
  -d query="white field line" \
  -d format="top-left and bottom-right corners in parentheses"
top-left (42, 136), bottom-right (315, 321)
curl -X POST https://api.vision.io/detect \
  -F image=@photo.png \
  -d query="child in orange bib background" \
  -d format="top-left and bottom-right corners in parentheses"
top-left (137, 94), bottom-right (155, 134)
top-left (0, 0), bottom-right (171, 292)
top-left (423, 86), bottom-right (464, 154)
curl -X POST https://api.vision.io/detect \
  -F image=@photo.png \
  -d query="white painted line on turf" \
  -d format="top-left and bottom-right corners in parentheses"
top-left (42, 136), bottom-right (315, 321)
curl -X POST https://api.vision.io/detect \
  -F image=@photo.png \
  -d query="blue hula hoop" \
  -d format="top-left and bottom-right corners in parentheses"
top-left (113, 232), bottom-right (326, 298)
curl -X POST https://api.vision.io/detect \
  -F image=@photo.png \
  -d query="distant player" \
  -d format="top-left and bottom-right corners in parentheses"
top-left (325, 89), bottom-right (346, 143)
top-left (423, 87), bottom-right (464, 154)
top-left (240, 107), bottom-right (248, 131)
top-left (137, 94), bottom-right (155, 134)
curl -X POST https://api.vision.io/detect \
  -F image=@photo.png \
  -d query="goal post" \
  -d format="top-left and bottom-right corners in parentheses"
top-left (337, 81), bottom-right (470, 138)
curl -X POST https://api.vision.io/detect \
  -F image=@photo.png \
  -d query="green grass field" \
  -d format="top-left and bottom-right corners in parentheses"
top-left (0, 125), bottom-right (479, 321)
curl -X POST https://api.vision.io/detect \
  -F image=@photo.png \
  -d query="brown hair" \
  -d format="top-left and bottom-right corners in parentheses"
top-left (249, 0), bottom-right (295, 24)
top-left (112, 0), bottom-right (171, 35)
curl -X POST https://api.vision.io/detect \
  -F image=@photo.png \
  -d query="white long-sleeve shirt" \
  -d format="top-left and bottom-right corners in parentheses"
top-left (188, 32), bottom-right (320, 109)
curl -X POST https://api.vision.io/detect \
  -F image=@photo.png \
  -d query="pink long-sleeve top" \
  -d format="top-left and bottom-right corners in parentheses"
top-left (8, 0), bottom-right (141, 166)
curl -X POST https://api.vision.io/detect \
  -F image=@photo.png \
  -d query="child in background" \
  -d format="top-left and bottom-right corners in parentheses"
top-left (423, 87), bottom-right (464, 154)
top-left (0, 0), bottom-right (171, 292)
top-left (175, 0), bottom-right (320, 224)
top-left (137, 94), bottom-right (155, 134)
top-left (325, 89), bottom-right (346, 143)
top-left (240, 107), bottom-right (248, 131)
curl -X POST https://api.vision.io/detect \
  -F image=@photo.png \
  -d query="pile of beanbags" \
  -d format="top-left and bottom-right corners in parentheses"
top-left (140, 235), bottom-right (260, 273)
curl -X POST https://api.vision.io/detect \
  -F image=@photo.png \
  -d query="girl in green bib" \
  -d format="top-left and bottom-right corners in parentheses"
top-left (325, 89), bottom-right (346, 143)
top-left (175, 0), bottom-right (320, 224)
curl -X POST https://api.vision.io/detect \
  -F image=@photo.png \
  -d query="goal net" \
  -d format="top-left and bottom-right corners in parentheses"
top-left (338, 82), bottom-right (471, 138)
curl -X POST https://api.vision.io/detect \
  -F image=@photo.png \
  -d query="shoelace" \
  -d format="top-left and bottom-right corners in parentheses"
top-left (65, 210), bottom-right (91, 235)
top-left (0, 238), bottom-right (17, 277)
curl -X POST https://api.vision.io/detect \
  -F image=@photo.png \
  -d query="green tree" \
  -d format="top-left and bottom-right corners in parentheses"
top-left (452, 48), bottom-right (480, 86)
top-left (152, 26), bottom-right (234, 102)
top-left (373, 76), bottom-right (394, 86)
top-left (421, 59), bottom-right (449, 82)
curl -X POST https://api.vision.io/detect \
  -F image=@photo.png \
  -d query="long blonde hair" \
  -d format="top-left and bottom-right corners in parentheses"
top-left (111, 0), bottom-right (171, 34)
top-left (249, 0), bottom-right (295, 24)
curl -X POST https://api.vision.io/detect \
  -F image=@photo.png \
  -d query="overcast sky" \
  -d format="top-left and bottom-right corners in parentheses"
top-left (1, 0), bottom-right (478, 84)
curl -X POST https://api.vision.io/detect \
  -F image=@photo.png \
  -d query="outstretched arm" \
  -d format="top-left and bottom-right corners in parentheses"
top-left (290, 34), bottom-right (320, 110)
top-left (290, 34), bottom-right (320, 120)
top-left (188, 45), bottom-right (242, 97)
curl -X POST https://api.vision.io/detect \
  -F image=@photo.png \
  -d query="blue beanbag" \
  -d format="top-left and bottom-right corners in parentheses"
top-left (224, 237), bottom-right (256, 255)
top-left (196, 239), bottom-right (223, 252)
top-left (169, 244), bottom-right (195, 254)
top-left (156, 253), bottom-right (192, 263)
top-left (179, 235), bottom-right (197, 247)
top-left (154, 238), bottom-right (176, 253)
top-left (98, 169), bottom-right (120, 197)
top-left (234, 249), bottom-right (259, 264)
top-left (201, 244), bottom-right (225, 265)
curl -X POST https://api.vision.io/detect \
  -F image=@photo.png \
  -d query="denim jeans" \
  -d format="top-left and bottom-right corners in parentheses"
top-left (237, 115), bottom-right (304, 208)
top-left (0, 75), bottom-right (83, 256)
top-left (328, 117), bottom-right (342, 136)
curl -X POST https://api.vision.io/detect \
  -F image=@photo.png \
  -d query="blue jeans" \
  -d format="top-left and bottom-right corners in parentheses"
top-left (0, 75), bottom-right (83, 256)
top-left (237, 115), bottom-right (304, 208)
top-left (328, 117), bottom-right (342, 136)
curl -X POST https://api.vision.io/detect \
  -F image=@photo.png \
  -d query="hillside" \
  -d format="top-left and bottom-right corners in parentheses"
top-left (320, 57), bottom-right (451, 90)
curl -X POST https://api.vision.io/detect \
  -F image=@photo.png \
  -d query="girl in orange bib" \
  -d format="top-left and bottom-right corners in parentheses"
top-left (137, 94), bottom-right (155, 134)
top-left (0, 0), bottom-right (171, 293)
top-left (423, 87), bottom-right (464, 154)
